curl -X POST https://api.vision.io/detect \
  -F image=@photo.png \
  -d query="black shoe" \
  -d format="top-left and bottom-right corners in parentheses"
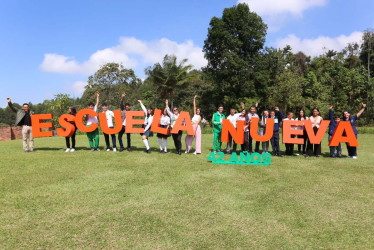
top-left (332, 155), bottom-right (336, 158)
top-left (338, 155), bottom-right (342, 158)
top-left (316, 155), bottom-right (320, 158)
top-left (159, 150), bottom-right (164, 153)
top-left (146, 149), bottom-right (151, 154)
top-left (119, 147), bottom-right (125, 152)
top-left (178, 151), bottom-right (182, 155)
top-left (277, 154), bottom-right (283, 157)
top-left (303, 154), bottom-right (309, 158)
top-left (127, 148), bottom-right (132, 152)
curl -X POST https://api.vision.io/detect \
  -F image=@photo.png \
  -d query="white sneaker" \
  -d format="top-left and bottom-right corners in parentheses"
top-left (65, 148), bottom-right (70, 152)
top-left (164, 149), bottom-right (167, 153)
top-left (97, 148), bottom-right (101, 152)
top-left (353, 156), bottom-right (357, 159)
top-left (185, 150), bottom-right (188, 154)
top-left (106, 149), bottom-right (110, 152)
top-left (295, 153), bottom-right (300, 156)
top-left (193, 151), bottom-right (197, 155)
top-left (113, 148), bottom-right (117, 152)
top-left (70, 148), bottom-right (75, 152)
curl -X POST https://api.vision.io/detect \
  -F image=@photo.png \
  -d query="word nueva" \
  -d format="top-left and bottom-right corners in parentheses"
top-left (207, 151), bottom-right (272, 165)
top-left (31, 109), bottom-right (359, 147)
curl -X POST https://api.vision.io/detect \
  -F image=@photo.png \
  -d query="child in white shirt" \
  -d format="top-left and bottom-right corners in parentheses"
top-left (102, 103), bottom-right (116, 152)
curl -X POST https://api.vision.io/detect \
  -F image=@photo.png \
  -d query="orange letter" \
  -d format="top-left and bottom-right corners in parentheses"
top-left (125, 111), bottom-right (145, 133)
top-left (75, 109), bottom-right (98, 133)
top-left (56, 114), bottom-right (76, 137)
top-left (151, 109), bottom-right (169, 135)
top-left (329, 121), bottom-right (359, 147)
top-left (250, 117), bottom-right (274, 142)
top-left (221, 119), bottom-right (244, 144)
top-left (282, 120), bottom-right (304, 144)
top-left (304, 120), bottom-right (330, 144)
top-left (31, 113), bottom-right (54, 138)
top-left (98, 110), bottom-right (122, 135)
top-left (171, 111), bottom-right (194, 135)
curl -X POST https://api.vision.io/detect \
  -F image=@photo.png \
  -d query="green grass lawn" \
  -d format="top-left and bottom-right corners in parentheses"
top-left (0, 134), bottom-right (373, 248)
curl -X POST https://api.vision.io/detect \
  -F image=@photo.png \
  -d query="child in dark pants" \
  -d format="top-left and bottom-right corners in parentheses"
top-left (295, 109), bottom-right (308, 155)
top-left (119, 92), bottom-right (132, 152)
top-left (343, 103), bottom-right (366, 159)
top-left (102, 103), bottom-right (117, 152)
top-left (283, 111), bottom-right (295, 156)
top-left (269, 107), bottom-right (283, 157)
top-left (65, 106), bottom-right (77, 152)
top-left (328, 105), bottom-right (342, 158)
top-left (305, 108), bottom-right (323, 157)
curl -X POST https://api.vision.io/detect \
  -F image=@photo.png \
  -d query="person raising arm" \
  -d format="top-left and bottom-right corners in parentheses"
top-left (7, 98), bottom-right (34, 152)
top-left (138, 100), bottom-right (154, 154)
top-left (185, 95), bottom-right (203, 154)
top-left (166, 99), bottom-right (183, 155)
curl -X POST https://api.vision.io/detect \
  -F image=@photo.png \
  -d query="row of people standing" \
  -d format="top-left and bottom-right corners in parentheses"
top-left (212, 103), bottom-right (277, 155)
top-left (6, 94), bottom-right (366, 157)
top-left (212, 102), bottom-right (366, 159)
top-left (64, 92), bottom-right (203, 154)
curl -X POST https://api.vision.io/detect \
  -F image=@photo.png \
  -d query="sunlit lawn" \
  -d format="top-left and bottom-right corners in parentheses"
top-left (0, 133), bottom-right (373, 248)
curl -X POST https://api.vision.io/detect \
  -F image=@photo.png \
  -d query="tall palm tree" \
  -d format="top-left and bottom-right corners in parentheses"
top-left (145, 55), bottom-right (199, 107)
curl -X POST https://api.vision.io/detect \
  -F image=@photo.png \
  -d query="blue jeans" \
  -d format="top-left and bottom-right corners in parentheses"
top-left (104, 126), bottom-right (116, 149)
top-left (328, 135), bottom-right (341, 157)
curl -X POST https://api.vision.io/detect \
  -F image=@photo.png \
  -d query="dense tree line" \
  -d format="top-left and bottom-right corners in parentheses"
top-left (1, 3), bottom-right (373, 127)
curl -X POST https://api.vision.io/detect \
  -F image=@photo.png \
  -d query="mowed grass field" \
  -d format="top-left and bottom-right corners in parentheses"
top-left (0, 133), bottom-right (373, 249)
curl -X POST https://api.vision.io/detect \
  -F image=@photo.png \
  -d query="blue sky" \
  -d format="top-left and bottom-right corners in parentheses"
top-left (0, 0), bottom-right (373, 107)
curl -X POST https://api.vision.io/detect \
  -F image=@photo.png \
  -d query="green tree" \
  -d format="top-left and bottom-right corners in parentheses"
top-left (81, 63), bottom-right (141, 110)
top-left (1, 103), bottom-right (21, 126)
top-left (269, 70), bottom-right (304, 112)
top-left (252, 46), bottom-right (295, 109)
top-left (360, 30), bottom-right (374, 78)
top-left (203, 3), bottom-right (267, 108)
top-left (48, 94), bottom-right (74, 128)
top-left (145, 54), bottom-right (199, 108)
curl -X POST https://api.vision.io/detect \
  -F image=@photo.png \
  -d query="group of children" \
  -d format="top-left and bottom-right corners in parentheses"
top-left (64, 92), bottom-right (366, 158)
top-left (9, 93), bottom-right (366, 157)
top-left (64, 92), bottom-right (204, 155)
top-left (212, 102), bottom-right (367, 159)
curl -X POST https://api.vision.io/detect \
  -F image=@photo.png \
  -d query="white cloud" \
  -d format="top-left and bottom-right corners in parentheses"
top-left (63, 81), bottom-right (87, 96)
top-left (71, 81), bottom-right (87, 95)
top-left (237, 0), bottom-right (328, 31)
top-left (275, 31), bottom-right (363, 57)
top-left (40, 37), bottom-right (207, 75)
top-left (44, 92), bottom-right (54, 99)
top-left (237, 0), bottom-right (327, 17)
